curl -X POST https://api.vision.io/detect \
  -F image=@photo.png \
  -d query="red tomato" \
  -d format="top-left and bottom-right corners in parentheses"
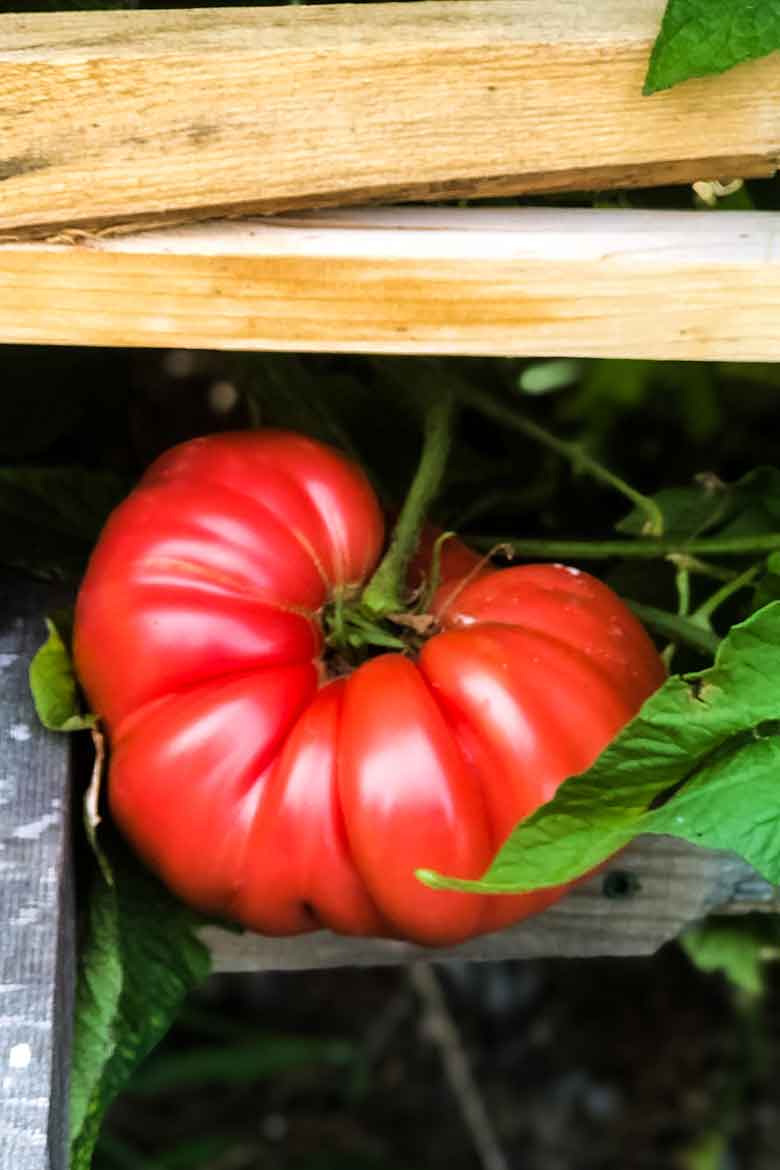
top-left (74, 431), bottom-right (665, 946)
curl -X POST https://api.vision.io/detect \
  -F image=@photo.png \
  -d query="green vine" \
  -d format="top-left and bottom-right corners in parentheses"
top-left (361, 390), bottom-right (455, 618)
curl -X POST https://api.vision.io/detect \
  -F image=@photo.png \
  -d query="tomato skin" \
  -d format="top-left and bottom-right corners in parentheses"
top-left (232, 682), bottom-right (386, 938)
top-left (75, 431), bottom-right (665, 946)
top-left (339, 655), bottom-right (493, 945)
top-left (74, 431), bottom-right (383, 732)
top-left (109, 664), bottom-right (319, 915)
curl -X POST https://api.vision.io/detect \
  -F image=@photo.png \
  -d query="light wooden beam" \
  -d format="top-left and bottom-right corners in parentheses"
top-left (2, 207), bottom-right (780, 360)
top-left (1, 2), bottom-right (779, 236)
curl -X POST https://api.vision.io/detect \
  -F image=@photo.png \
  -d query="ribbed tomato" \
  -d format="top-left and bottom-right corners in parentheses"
top-left (74, 431), bottom-right (665, 946)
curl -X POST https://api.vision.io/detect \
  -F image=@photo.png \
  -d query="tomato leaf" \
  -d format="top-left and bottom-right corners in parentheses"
top-left (644, 0), bottom-right (780, 94)
top-left (418, 603), bottom-right (780, 894)
top-left (680, 916), bottom-right (780, 996)
top-left (617, 467), bottom-right (780, 543)
top-left (29, 616), bottom-right (95, 732)
top-left (126, 1034), bottom-right (355, 1096)
top-left (70, 838), bottom-right (211, 1170)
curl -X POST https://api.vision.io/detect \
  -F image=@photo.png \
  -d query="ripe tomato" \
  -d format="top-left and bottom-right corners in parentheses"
top-left (74, 431), bottom-right (665, 946)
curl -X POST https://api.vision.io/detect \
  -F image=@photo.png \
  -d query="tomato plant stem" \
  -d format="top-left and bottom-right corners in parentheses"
top-left (666, 554), bottom-right (737, 584)
top-left (469, 535), bottom-right (780, 559)
top-left (460, 386), bottom-right (665, 537)
top-left (361, 391), bottom-right (455, 616)
top-left (658, 561), bottom-right (759, 666)
top-left (693, 563), bottom-right (761, 624)
top-left (625, 603), bottom-right (721, 656)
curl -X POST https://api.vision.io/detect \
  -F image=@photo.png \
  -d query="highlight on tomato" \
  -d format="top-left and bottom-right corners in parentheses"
top-left (74, 429), bottom-right (665, 946)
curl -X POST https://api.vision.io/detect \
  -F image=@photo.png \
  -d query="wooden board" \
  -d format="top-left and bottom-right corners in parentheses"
top-left (0, 578), bottom-right (72, 1170)
top-left (203, 836), bottom-right (772, 972)
top-left (2, 207), bottom-right (780, 360)
top-left (1, 2), bottom-right (779, 236)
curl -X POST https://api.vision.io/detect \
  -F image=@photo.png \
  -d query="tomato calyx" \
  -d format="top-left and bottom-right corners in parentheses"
top-left (322, 590), bottom-right (439, 674)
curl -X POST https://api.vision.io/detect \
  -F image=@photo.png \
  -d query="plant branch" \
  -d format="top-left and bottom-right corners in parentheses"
top-left (409, 963), bottom-right (510, 1170)
top-left (468, 535), bottom-right (780, 560)
top-left (362, 390), bottom-right (455, 616)
top-left (666, 554), bottom-right (737, 583)
top-left (459, 386), bottom-right (664, 536)
top-left (693, 563), bottom-right (762, 625)
top-left (626, 602), bottom-right (721, 656)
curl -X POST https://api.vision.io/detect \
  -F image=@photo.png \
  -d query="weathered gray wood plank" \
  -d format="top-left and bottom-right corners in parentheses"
top-left (0, 577), bottom-right (73, 1170)
top-left (203, 837), bottom-right (764, 972)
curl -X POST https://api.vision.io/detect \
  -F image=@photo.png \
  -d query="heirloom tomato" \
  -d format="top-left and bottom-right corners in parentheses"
top-left (74, 431), bottom-right (665, 946)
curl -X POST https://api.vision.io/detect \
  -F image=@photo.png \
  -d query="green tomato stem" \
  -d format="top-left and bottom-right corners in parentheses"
top-left (665, 554), bottom-right (737, 584)
top-left (468, 535), bottom-right (780, 559)
top-left (661, 566), bottom-right (691, 672)
top-left (420, 530), bottom-right (455, 612)
top-left (626, 602), bottom-right (721, 657)
top-left (674, 566), bottom-right (691, 618)
top-left (693, 563), bottom-right (762, 624)
top-left (460, 386), bottom-right (664, 537)
top-left (361, 390), bottom-right (455, 617)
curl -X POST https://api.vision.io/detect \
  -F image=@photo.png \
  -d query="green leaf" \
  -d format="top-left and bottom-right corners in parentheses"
top-left (71, 839), bottom-right (211, 1170)
top-left (617, 467), bottom-right (780, 543)
top-left (29, 617), bottom-right (95, 732)
top-left (645, 0), bottom-right (780, 94)
top-left (617, 481), bottom-right (729, 542)
top-left (677, 1131), bottom-right (729, 1170)
top-left (69, 870), bottom-right (123, 1163)
top-left (127, 1035), bottom-right (354, 1095)
top-left (0, 466), bottom-right (131, 580)
top-left (96, 1131), bottom-right (238, 1170)
top-left (752, 563), bottom-right (780, 612)
top-left (680, 917), bottom-right (779, 996)
top-left (518, 360), bottom-right (583, 396)
top-left (418, 603), bottom-right (780, 895)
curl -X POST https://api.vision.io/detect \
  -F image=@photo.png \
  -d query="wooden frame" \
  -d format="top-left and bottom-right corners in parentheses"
top-left (3, 6), bottom-right (780, 1166)
top-left (3, 207), bottom-right (780, 359)
top-left (1, 580), bottom-right (72, 1170)
top-left (3, 4), bottom-right (779, 358)
top-left (2, 2), bottom-right (778, 238)
top-left (204, 838), bottom-right (778, 972)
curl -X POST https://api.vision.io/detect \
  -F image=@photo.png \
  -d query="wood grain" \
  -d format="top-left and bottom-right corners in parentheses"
top-left (2, 2), bottom-right (778, 235)
top-left (0, 578), bottom-right (72, 1170)
top-left (203, 836), bottom-right (764, 973)
top-left (3, 207), bottom-right (780, 359)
